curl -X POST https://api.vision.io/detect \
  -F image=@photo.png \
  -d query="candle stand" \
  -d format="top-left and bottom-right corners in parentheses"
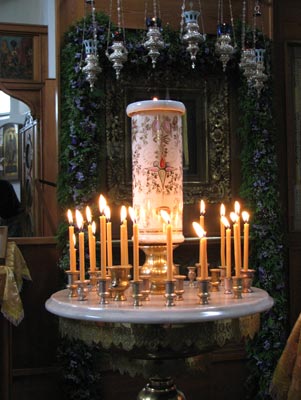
top-left (232, 276), bottom-right (243, 299)
top-left (197, 278), bottom-right (211, 305)
top-left (46, 283), bottom-right (274, 400)
top-left (75, 279), bottom-right (90, 301)
top-left (66, 270), bottom-right (79, 297)
top-left (98, 277), bottom-right (110, 305)
top-left (107, 265), bottom-right (132, 301)
top-left (174, 275), bottom-right (186, 300)
top-left (210, 268), bottom-right (221, 292)
top-left (187, 266), bottom-right (197, 287)
top-left (224, 277), bottom-right (233, 294)
top-left (88, 270), bottom-right (98, 292)
top-left (165, 280), bottom-right (176, 307)
top-left (241, 269), bottom-right (255, 293)
top-left (131, 280), bottom-right (143, 307)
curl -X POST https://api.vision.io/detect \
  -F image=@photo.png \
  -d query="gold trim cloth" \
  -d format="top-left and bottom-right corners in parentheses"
top-left (270, 313), bottom-right (301, 400)
top-left (0, 241), bottom-right (31, 326)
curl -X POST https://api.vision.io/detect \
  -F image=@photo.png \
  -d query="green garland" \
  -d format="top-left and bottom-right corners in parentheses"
top-left (58, 13), bottom-right (288, 399)
top-left (238, 76), bottom-right (288, 398)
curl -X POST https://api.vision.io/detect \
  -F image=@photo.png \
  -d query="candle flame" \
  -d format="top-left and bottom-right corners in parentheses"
top-left (242, 211), bottom-right (249, 222)
top-left (160, 209), bottom-right (170, 224)
top-left (153, 97), bottom-right (158, 101)
top-left (75, 209), bottom-right (84, 230)
top-left (128, 206), bottom-right (137, 223)
top-left (192, 221), bottom-right (206, 238)
top-left (98, 194), bottom-right (107, 214)
top-left (85, 206), bottom-right (92, 223)
top-left (104, 205), bottom-right (111, 221)
top-left (67, 209), bottom-right (73, 224)
top-left (234, 201), bottom-right (240, 215)
top-left (230, 211), bottom-right (238, 223)
top-left (221, 216), bottom-right (230, 229)
top-left (92, 221), bottom-right (96, 234)
top-left (120, 205), bottom-right (127, 223)
top-left (200, 199), bottom-right (206, 215)
top-left (220, 203), bottom-right (225, 217)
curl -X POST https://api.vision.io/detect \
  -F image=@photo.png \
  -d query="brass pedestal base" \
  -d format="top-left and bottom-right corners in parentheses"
top-left (137, 377), bottom-right (186, 400)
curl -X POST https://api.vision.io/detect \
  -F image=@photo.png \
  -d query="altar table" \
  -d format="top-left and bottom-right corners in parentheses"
top-left (46, 285), bottom-right (274, 380)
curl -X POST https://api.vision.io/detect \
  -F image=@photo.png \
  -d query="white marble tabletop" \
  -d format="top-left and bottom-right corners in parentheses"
top-left (45, 284), bottom-right (274, 325)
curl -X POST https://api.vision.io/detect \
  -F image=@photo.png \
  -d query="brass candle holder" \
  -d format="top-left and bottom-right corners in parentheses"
top-left (88, 270), bottom-right (98, 292)
top-left (165, 280), bottom-right (176, 307)
top-left (197, 278), bottom-right (210, 305)
top-left (224, 276), bottom-right (233, 294)
top-left (174, 274), bottom-right (186, 301)
top-left (66, 270), bottom-right (79, 297)
top-left (219, 266), bottom-right (227, 286)
top-left (140, 245), bottom-right (178, 295)
top-left (131, 280), bottom-right (143, 307)
top-left (240, 269), bottom-right (255, 293)
top-left (98, 276), bottom-right (110, 305)
top-left (232, 276), bottom-right (243, 299)
top-left (108, 265), bottom-right (132, 301)
top-left (187, 266), bottom-right (197, 287)
top-left (140, 275), bottom-right (151, 301)
top-left (210, 268), bottom-right (221, 292)
top-left (75, 279), bottom-right (90, 301)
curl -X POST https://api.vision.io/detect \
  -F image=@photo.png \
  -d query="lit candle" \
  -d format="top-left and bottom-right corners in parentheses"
top-left (221, 216), bottom-right (231, 278)
top-left (234, 201), bottom-right (242, 269)
top-left (242, 211), bottom-right (250, 271)
top-left (129, 207), bottom-right (139, 281)
top-left (105, 206), bottom-right (113, 268)
top-left (67, 209), bottom-right (76, 272)
top-left (192, 221), bottom-right (207, 280)
top-left (160, 210), bottom-right (173, 281)
top-left (200, 199), bottom-right (205, 229)
top-left (230, 211), bottom-right (240, 277)
top-left (91, 221), bottom-right (96, 272)
top-left (120, 206), bottom-right (127, 266)
top-left (75, 209), bottom-right (85, 281)
top-left (99, 195), bottom-right (107, 279)
top-left (220, 203), bottom-right (226, 267)
top-left (85, 206), bottom-right (95, 272)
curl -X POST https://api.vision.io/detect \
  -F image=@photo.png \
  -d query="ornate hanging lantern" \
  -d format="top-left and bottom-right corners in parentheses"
top-left (182, 7), bottom-right (206, 69)
top-left (253, 48), bottom-right (268, 95)
top-left (82, 0), bottom-right (101, 90)
top-left (240, 48), bottom-right (257, 86)
top-left (215, 23), bottom-right (235, 71)
top-left (143, 1), bottom-right (164, 68)
top-left (215, 0), bottom-right (235, 71)
top-left (106, 0), bottom-right (128, 79)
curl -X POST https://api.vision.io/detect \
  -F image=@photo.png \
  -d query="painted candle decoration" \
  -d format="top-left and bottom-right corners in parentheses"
top-left (127, 99), bottom-right (186, 244)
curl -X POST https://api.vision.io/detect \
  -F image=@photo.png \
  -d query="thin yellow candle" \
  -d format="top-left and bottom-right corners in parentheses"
top-left (192, 221), bottom-right (207, 280)
top-left (90, 221), bottom-right (96, 272)
top-left (67, 209), bottom-right (76, 272)
top-left (105, 206), bottom-right (113, 268)
top-left (129, 207), bottom-right (139, 281)
top-left (85, 206), bottom-right (95, 272)
top-left (120, 206), bottom-right (127, 266)
top-left (75, 209), bottom-right (85, 281)
top-left (242, 211), bottom-right (250, 271)
top-left (99, 195), bottom-right (107, 278)
top-left (234, 201), bottom-right (242, 269)
top-left (200, 199), bottom-right (205, 229)
top-left (161, 210), bottom-right (173, 281)
top-left (220, 204), bottom-right (226, 267)
top-left (230, 212), bottom-right (240, 277)
top-left (221, 216), bottom-right (231, 278)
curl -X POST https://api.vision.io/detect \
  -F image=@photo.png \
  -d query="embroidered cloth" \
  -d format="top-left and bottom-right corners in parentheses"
top-left (270, 313), bottom-right (301, 400)
top-left (0, 241), bottom-right (31, 326)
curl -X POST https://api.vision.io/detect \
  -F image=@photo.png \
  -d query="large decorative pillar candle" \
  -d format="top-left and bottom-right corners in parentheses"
top-left (127, 99), bottom-right (186, 244)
